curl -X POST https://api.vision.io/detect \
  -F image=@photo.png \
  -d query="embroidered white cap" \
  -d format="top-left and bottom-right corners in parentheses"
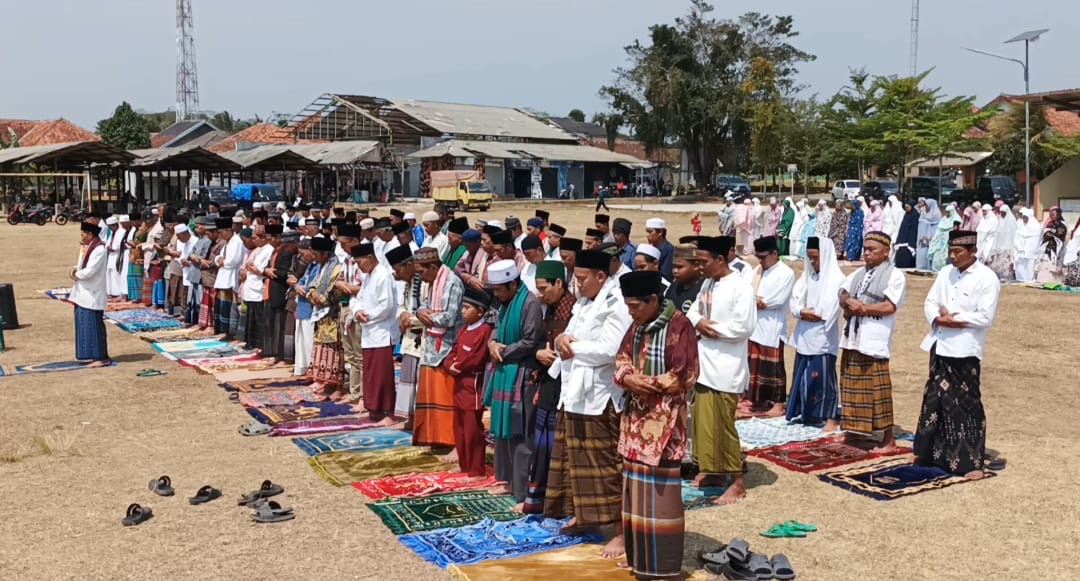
top-left (174, 224), bottom-right (189, 234)
top-left (421, 211), bottom-right (440, 223)
top-left (645, 218), bottom-right (666, 229)
top-left (636, 243), bottom-right (661, 261)
top-left (403, 212), bottom-right (417, 220)
top-left (276, 201), bottom-right (287, 209)
top-left (232, 216), bottom-right (244, 223)
top-left (486, 259), bottom-right (520, 285)
top-left (487, 219), bottom-right (504, 229)
top-left (119, 214), bottom-right (130, 222)
top-left (105, 217), bottom-right (118, 225)
top-left (150, 208), bottom-right (160, 215)
top-left (359, 218), bottom-right (375, 230)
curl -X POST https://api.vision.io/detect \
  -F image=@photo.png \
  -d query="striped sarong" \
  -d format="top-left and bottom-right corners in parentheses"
top-left (839, 349), bottom-right (894, 435)
top-left (184, 283), bottom-right (202, 325)
top-left (198, 287), bottom-right (216, 329)
top-left (413, 365), bottom-right (456, 448)
top-left (140, 264), bottom-right (155, 306)
top-left (747, 340), bottom-right (786, 409)
top-left (310, 341), bottom-right (345, 387)
top-left (127, 266), bottom-right (144, 302)
top-left (396, 354), bottom-right (420, 419)
top-left (786, 352), bottom-right (840, 426)
top-left (523, 405), bottom-right (558, 514)
top-left (214, 289), bottom-right (236, 336)
top-left (542, 402), bottom-right (622, 528)
top-left (623, 460), bottom-right (684, 579)
top-left (74, 306), bottom-right (109, 361)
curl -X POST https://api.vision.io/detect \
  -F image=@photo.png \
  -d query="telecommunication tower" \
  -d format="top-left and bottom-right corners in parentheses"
top-left (909, 0), bottom-right (920, 76)
top-left (176, 0), bottom-right (200, 122)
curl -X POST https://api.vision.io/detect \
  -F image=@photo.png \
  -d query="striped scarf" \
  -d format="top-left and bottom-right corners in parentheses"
top-left (633, 299), bottom-right (677, 375)
top-left (484, 283), bottom-right (529, 438)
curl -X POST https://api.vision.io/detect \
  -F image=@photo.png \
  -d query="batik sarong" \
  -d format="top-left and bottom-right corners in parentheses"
top-left (198, 287), bottom-right (216, 329)
top-left (786, 352), bottom-right (840, 426)
top-left (309, 341), bottom-right (345, 387)
top-left (522, 405), bottom-right (558, 514)
top-left (74, 306), bottom-right (109, 361)
top-left (914, 349), bottom-right (985, 475)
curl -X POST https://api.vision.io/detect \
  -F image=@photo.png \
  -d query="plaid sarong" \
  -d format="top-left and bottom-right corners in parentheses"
top-left (747, 340), bottom-right (786, 409)
top-left (839, 349), bottom-right (894, 434)
top-left (623, 460), bottom-right (684, 578)
top-left (198, 287), bottom-right (216, 329)
top-left (542, 403), bottom-right (622, 528)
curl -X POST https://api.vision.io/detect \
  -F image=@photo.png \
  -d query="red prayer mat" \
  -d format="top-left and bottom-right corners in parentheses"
top-left (352, 467), bottom-right (498, 500)
top-left (749, 436), bottom-right (912, 473)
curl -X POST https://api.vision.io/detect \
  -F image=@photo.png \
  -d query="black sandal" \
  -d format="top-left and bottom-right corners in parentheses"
top-left (189, 485), bottom-right (222, 505)
top-left (148, 475), bottom-right (174, 497)
top-left (122, 503), bottom-right (153, 526)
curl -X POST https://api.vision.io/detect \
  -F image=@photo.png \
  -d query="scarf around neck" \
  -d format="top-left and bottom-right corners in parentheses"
top-left (844, 261), bottom-right (895, 338)
top-left (484, 283), bottom-right (530, 438)
top-left (633, 299), bottom-right (677, 376)
top-left (426, 264), bottom-right (453, 336)
top-left (82, 236), bottom-right (104, 269)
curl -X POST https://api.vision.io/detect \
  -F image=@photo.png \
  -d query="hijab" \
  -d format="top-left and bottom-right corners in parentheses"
top-left (799, 236), bottom-right (844, 317)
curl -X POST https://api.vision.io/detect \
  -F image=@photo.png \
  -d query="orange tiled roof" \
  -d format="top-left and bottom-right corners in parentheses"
top-left (0, 118), bottom-right (99, 146)
top-left (585, 138), bottom-right (679, 164)
top-left (208, 123), bottom-right (326, 153)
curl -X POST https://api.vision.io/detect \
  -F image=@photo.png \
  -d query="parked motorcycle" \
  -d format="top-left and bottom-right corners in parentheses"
top-left (23, 205), bottom-right (54, 226)
top-left (6, 204), bottom-right (25, 225)
top-left (55, 206), bottom-right (87, 226)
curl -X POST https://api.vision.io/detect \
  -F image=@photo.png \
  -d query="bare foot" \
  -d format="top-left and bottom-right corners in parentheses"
top-left (350, 404), bottom-right (366, 414)
top-left (765, 403), bottom-right (786, 418)
top-left (512, 502), bottom-right (525, 513)
top-left (616, 560), bottom-right (630, 569)
top-left (823, 419), bottom-right (840, 433)
top-left (559, 517), bottom-right (579, 535)
top-left (86, 360), bottom-right (111, 368)
top-left (600, 535), bottom-right (625, 559)
top-left (712, 477), bottom-right (746, 506)
top-left (870, 443), bottom-right (899, 454)
top-left (964, 469), bottom-right (986, 481)
top-left (441, 449), bottom-right (459, 464)
top-left (374, 415), bottom-right (399, 427)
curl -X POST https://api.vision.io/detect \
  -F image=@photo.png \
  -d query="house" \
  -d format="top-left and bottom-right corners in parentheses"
top-left (0, 118), bottom-right (99, 147)
top-left (150, 120), bottom-right (226, 149)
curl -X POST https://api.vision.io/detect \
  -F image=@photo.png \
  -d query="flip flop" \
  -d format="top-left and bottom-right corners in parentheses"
top-left (704, 559), bottom-right (757, 580)
top-left (238, 480), bottom-right (284, 506)
top-left (760, 524), bottom-right (805, 538)
top-left (189, 485), bottom-right (222, 505)
top-left (136, 369), bottom-right (166, 377)
top-left (699, 544), bottom-right (729, 567)
top-left (239, 421), bottom-right (270, 436)
top-left (748, 553), bottom-right (775, 580)
top-left (228, 392), bottom-right (240, 402)
top-left (782, 520), bottom-right (818, 533)
top-left (122, 503), bottom-right (153, 526)
top-left (771, 554), bottom-right (796, 580)
top-left (148, 475), bottom-right (174, 497)
top-left (987, 457), bottom-right (1007, 471)
top-left (726, 538), bottom-right (751, 563)
top-left (251, 500), bottom-right (295, 523)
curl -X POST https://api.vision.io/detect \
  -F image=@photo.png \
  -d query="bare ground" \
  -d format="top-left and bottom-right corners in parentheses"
top-left (1, 200), bottom-right (1077, 580)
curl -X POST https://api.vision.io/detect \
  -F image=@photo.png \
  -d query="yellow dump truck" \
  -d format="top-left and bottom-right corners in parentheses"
top-left (431, 170), bottom-right (494, 211)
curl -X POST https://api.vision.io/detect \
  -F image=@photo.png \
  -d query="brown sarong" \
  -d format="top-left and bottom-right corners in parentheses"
top-left (839, 349), bottom-right (894, 435)
top-left (362, 346), bottom-right (396, 416)
top-left (747, 340), bottom-right (786, 409)
top-left (623, 460), bottom-right (685, 579)
top-left (543, 402), bottom-right (622, 528)
top-left (413, 365), bottom-right (456, 447)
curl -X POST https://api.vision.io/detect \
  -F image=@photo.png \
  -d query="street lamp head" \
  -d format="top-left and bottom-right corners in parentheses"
top-left (1005, 29), bottom-right (1049, 44)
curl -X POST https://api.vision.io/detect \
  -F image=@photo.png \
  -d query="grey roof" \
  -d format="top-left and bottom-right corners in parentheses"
top-left (129, 145), bottom-right (240, 171)
top-left (220, 147), bottom-right (321, 170)
top-left (0, 141), bottom-right (136, 168)
top-left (388, 99), bottom-right (577, 142)
top-left (257, 141), bottom-right (382, 166)
top-left (906, 151), bottom-right (993, 168)
top-left (407, 139), bottom-right (650, 166)
top-left (547, 117), bottom-right (608, 140)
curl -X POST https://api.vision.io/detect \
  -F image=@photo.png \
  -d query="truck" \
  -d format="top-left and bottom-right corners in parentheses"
top-left (430, 170), bottom-right (493, 211)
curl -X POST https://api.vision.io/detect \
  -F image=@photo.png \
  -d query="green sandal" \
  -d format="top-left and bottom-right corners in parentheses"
top-left (136, 369), bottom-right (166, 377)
top-left (760, 524), bottom-right (806, 538)
top-left (783, 520), bottom-right (818, 533)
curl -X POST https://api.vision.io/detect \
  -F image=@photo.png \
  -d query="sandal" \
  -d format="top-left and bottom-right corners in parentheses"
top-left (726, 538), bottom-right (751, 563)
top-left (122, 503), bottom-right (153, 526)
top-left (782, 520), bottom-right (818, 533)
top-left (136, 369), bottom-right (166, 377)
top-left (239, 421), bottom-right (270, 436)
top-left (760, 524), bottom-right (806, 538)
top-left (748, 553), bottom-right (775, 580)
top-left (771, 554), bottom-right (796, 580)
top-left (148, 475), bottom-right (174, 497)
top-left (238, 479), bottom-right (284, 506)
top-left (704, 559), bottom-right (757, 580)
top-left (189, 485), bottom-right (222, 505)
top-left (251, 500), bottom-right (295, 523)
top-left (987, 457), bottom-right (1007, 471)
top-left (699, 544), bottom-right (729, 567)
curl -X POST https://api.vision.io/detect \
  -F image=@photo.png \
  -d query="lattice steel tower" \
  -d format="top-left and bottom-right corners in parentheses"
top-left (909, 0), bottom-right (920, 76)
top-left (176, 0), bottom-right (200, 122)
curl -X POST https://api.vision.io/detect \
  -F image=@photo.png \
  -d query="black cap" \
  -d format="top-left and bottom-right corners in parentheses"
top-left (351, 243), bottom-right (375, 258)
top-left (331, 218), bottom-right (346, 227)
top-left (612, 218), bottom-right (632, 235)
top-left (594, 214), bottom-right (610, 224)
top-left (560, 237), bottom-right (583, 252)
top-left (392, 221), bottom-right (411, 235)
top-left (265, 224), bottom-right (284, 236)
top-left (447, 217), bottom-right (470, 235)
top-left (386, 245), bottom-right (413, 266)
top-left (697, 236), bottom-right (734, 256)
top-left (80, 221), bottom-right (99, 234)
top-left (491, 230), bottom-right (514, 245)
top-left (390, 209), bottom-right (405, 219)
top-left (585, 228), bottom-right (604, 239)
top-left (214, 217), bottom-right (233, 230)
top-left (337, 224), bottom-right (362, 238)
top-left (549, 223), bottom-right (567, 236)
top-left (806, 237), bottom-right (821, 250)
top-left (521, 235), bottom-right (543, 251)
top-left (753, 236), bottom-right (778, 254)
top-left (576, 249), bottom-right (611, 270)
top-left (462, 286), bottom-right (493, 309)
top-left (311, 237), bottom-right (334, 252)
top-left (949, 229), bottom-right (978, 246)
top-left (535, 209), bottom-right (550, 221)
top-left (482, 225), bottom-right (503, 237)
top-left (374, 217), bottom-right (392, 230)
top-left (619, 271), bottom-right (665, 299)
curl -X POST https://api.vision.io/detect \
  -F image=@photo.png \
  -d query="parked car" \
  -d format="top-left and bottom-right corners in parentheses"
top-left (904, 176), bottom-right (957, 199)
top-left (831, 180), bottom-right (862, 201)
top-left (860, 180), bottom-right (899, 201)
top-left (231, 183), bottom-right (283, 208)
top-left (715, 175), bottom-right (751, 196)
top-left (191, 186), bottom-right (238, 212)
top-left (944, 176), bottom-right (1019, 206)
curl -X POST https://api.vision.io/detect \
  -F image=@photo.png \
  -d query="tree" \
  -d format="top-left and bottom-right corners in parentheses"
top-left (591, 112), bottom-right (624, 151)
top-left (821, 69), bottom-right (879, 179)
top-left (988, 102), bottom-right (1080, 181)
top-left (567, 109), bottom-right (586, 123)
top-left (600, 1), bottom-right (813, 186)
top-left (97, 102), bottom-right (151, 149)
top-left (781, 97), bottom-right (827, 193)
top-left (742, 57), bottom-right (785, 190)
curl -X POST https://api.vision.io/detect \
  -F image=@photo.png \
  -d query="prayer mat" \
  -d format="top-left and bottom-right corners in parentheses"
top-left (368, 491), bottom-right (519, 535)
top-left (116, 318), bottom-right (184, 333)
top-left (446, 544), bottom-right (713, 581)
top-left (43, 287), bottom-right (72, 300)
top-left (221, 378), bottom-right (311, 393)
top-left (353, 468), bottom-right (498, 500)
top-left (138, 327), bottom-right (217, 343)
top-left (187, 356), bottom-right (279, 375)
top-left (749, 436), bottom-right (912, 473)
top-left (0, 359), bottom-right (116, 377)
top-left (245, 401), bottom-right (355, 425)
top-left (680, 481), bottom-right (730, 510)
top-left (269, 416), bottom-right (379, 437)
top-left (817, 457), bottom-right (996, 501)
top-left (237, 385), bottom-right (327, 408)
top-left (213, 367), bottom-right (295, 383)
top-left (397, 516), bottom-right (601, 568)
top-left (736, 416), bottom-right (830, 450)
top-left (291, 428), bottom-right (412, 457)
top-left (306, 448), bottom-right (448, 486)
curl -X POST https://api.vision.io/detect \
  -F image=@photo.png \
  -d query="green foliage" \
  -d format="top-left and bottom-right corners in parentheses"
top-left (97, 102), bottom-right (151, 150)
top-left (139, 110), bottom-right (176, 133)
top-left (988, 103), bottom-right (1080, 179)
top-left (567, 109), bottom-right (587, 123)
top-left (591, 112), bottom-right (625, 151)
top-left (600, 0), bottom-right (814, 186)
top-left (781, 97), bottom-right (826, 191)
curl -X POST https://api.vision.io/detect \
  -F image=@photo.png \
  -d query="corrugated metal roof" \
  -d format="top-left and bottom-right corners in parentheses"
top-left (271, 141), bottom-right (382, 165)
top-left (906, 151), bottom-right (993, 168)
top-left (220, 148), bottom-right (320, 170)
top-left (0, 141), bottom-right (134, 168)
top-left (130, 145), bottom-right (240, 170)
top-left (388, 100), bottom-right (577, 142)
top-left (406, 139), bottom-right (651, 166)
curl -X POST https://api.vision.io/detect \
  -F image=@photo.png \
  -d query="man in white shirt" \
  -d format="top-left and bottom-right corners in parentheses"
top-left (746, 236), bottom-right (796, 416)
top-left (70, 221), bottom-right (111, 367)
top-left (787, 236), bottom-right (844, 431)
top-left (421, 211), bottom-right (449, 259)
top-left (351, 243), bottom-right (400, 424)
top-left (335, 224), bottom-right (365, 404)
top-left (105, 216), bottom-right (126, 300)
top-left (915, 229), bottom-right (1000, 479)
top-left (685, 236), bottom-right (756, 505)
top-left (838, 231), bottom-right (906, 453)
top-left (546, 249), bottom-right (631, 559)
top-left (518, 235), bottom-right (546, 294)
top-left (241, 231), bottom-right (274, 350)
top-left (213, 220), bottom-right (245, 338)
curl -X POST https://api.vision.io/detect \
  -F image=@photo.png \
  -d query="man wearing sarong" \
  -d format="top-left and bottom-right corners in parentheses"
top-left (685, 236), bottom-right (756, 504)
top-left (126, 214), bottom-right (147, 303)
top-left (390, 245), bottom-right (424, 424)
top-left (545, 249), bottom-right (632, 558)
top-left (184, 218), bottom-right (214, 326)
top-left (412, 247), bottom-right (465, 450)
top-left (140, 210), bottom-right (164, 307)
top-left (443, 217), bottom-right (470, 269)
top-left (524, 259), bottom-right (576, 514)
top-left (213, 218), bottom-right (244, 337)
top-left (351, 242), bottom-right (400, 424)
top-left (290, 241), bottom-right (319, 377)
top-left (746, 236), bottom-right (796, 416)
top-left (838, 231), bottom-right (906, 453)
top-left (916, 229), bottom-right (1000, 479)
top-left (306, 236), bottom-right (347, 399)
top-left (614, 271), bottom-right (699, 580)
top-left (164, 223), bottom-right (192, 316)
top-left (334, 224), bottom-right (364, 403)
top-left (787, 237), bottom-right (844, 430)
top-left (196, 219), bottom-right (225, 330)
top-left (241, 230), bottom-right (274, 352)
top-left (485, 259), bottom-right (545, 508)
top-left (262, 226), bottom-right (297, 363)
top-left (70, 221), bottom-right (111, 367)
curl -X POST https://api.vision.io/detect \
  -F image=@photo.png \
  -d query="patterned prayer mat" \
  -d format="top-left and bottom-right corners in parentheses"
top-left (245, 401), bottom-right (355, 425)
top-left (268, 416), bottom-right (380, 437)
top-left (306, 448), bottom-right (448, 486)
top-left (138, 327), bottom-right (217, 343)
top-left (187, 356), bottom-right (279, 375)
top-left (221, 378), bottom-right (310, 393)
top-left (681, 481), bottom-right (730, 510)
top-left (446, 543), bottom-right (712, 581)
top-left (397, 516), bottom-right (601, 568)
top-left (42, 287), bottom-right (72, 300)
top-left (213, 367), bottom-right (295, 383)
top-left (105, 309), bottom-right (185, 333)
top-left (749, 437), bottom-right (912, 473)
top-left (736, 416), bottom-right (829, 450)
top-left (817, 457), bottom-right (996, 501)
top-left (292, 428), bottom-right (412, 456)
top-left (368, 491), bottom-right (519, 535)
top-left (237, 385), bottom-right (327, 408)
top-left (352, 468), bottom-right (498, 500)
top-left (0, 359), bottom-right (116, 377)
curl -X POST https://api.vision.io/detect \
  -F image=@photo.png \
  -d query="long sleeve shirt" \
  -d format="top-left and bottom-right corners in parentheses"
top-left (72, 244), bottom-right (108, 311)
top-left (497, 292), bottom-right (545, 373)
top-left (686, 272), bottom-right (757, 394)
top-left (749, 261), bottom-right (796, 348)
top-left (838, 268), bottom-right (906, 359)
top-left (920, 260), bottom-right (1000, 360)
top-left (656, 240), bottom-right (675, 281)
top-left (789, 272), bottom-right (842, 357)
top-left (444, 322), bottom-right (493, 410)
top-left (353, 263), bottom-right (400, 348)
top-left (241, 244), bottom-right (274, 302)
top-left (214, 235), bottom-right (245, 290)
top-left (420, 269), bottom-right (464, 367)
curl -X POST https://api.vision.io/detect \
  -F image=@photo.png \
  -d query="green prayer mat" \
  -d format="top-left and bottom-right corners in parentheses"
top-left (368, 490), bottom-right (519, 535)
top-left (306, 448), bottom-right (447, 487)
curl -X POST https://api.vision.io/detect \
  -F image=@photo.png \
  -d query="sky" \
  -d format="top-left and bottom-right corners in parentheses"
top-left (1, 0), bottom-right (1077, 130)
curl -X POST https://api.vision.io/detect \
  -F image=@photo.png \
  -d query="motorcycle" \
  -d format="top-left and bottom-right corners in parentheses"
top-left (6, 204), bottom-right (25, 225)
top-left (23, 205), bottom-right (54, 226)
top-left (55, 206), bottom-right (87, 226)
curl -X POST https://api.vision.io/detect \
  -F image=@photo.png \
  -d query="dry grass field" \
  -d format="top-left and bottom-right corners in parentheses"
top-left (1, 199), bottom-right (1077, 580)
